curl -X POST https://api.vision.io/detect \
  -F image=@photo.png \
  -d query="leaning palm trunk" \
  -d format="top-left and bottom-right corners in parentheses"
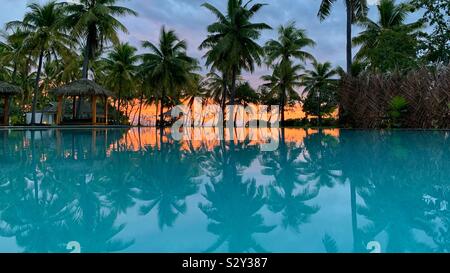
top-left (31, 49), bottom-right (44, 125)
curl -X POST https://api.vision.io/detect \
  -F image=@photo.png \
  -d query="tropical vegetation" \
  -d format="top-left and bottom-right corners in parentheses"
top-left (0, 0), bottom-right (447, 128)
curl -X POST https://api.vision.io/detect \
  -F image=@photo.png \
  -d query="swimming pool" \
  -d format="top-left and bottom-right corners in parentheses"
top-left (0, 128), bottom-right (449, 253)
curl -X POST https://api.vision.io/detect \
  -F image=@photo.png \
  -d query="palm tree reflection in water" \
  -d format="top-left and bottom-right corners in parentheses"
top-left (1, 129), bottom-right (450, 253)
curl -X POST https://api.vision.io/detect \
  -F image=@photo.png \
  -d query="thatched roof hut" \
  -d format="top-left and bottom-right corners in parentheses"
top-left (0, 81), bottom-right (21, 125)
top-left (51, 79), bottom-right (114, 97)
top-left (50, 79), bottom-right (114, 125)
top-left (0, 81), bottom-right (22, 95)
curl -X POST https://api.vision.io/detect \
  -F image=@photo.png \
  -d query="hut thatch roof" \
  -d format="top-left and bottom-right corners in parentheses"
top-left (0, 81), bottom-right (22, 95)
top-left (51, 79), bottom-right (114, 97)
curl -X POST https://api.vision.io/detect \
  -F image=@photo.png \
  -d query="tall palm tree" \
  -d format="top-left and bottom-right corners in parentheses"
top-left (317, 0), bottom-right (368, 75)
top-left (301, 61), bottom-right (338, 125)
top-left (63, 0), bottom-right (137, 79)
top-left (102, 42), bottom-right (139, 124)
top-left (261, 61), bottom-right (303, 125)
top-left (141, 26), bottom-right (198, 129)
top-left (264, 21), bottom-right (316, 66)
top-left (6, 1), bottom-right (71, 124)
top-left (200, 0), bottom-right (271, 111)
top-left (352, 0), bottom-right (423, 66)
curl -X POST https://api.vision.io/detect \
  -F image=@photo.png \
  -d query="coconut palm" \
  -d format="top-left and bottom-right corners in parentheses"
top-left (200, 0), bottom-right (271, 110)
top-left (299, 131), bottom-right (342, 190)
top-left (301, 61), bottom-right (338, 125)
top-left (317, 0), bottom-right (368, 75)
top-left (102, 42), bottom-right (139, 124)
top-left (264, 21), bottom-right (315, 66)
top-left (0, 30), bottom-right (31, 84)
top-left (63, 0), bottom-right (137, 79)
top-left (6, 1), bottom-right (71, 124)
top-left (200, 177), bottom-right (275, 253)
top-left (141, 26), bottom-right (198, 129)
top-left (261, 133), bottom-right (320, 231)
top-left (136, 143), bottom-right (200, 229)
top-left (261, 61), bottom-right (303, 125)
top-left (353, 0), bottom-right (424, 68)
top-left (204, 71), bottom-right (229, 109)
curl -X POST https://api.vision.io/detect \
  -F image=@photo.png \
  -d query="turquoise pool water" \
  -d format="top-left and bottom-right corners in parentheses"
top-left (1, 128), bottom-right (450, 253)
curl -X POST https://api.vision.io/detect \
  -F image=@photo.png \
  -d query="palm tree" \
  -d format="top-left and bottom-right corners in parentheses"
top-left (317, 0), bottom-right (368, 75)
top-left (102, 42), bottom-right (139, 124)
top-left (200, 178), bottom-right (275, 252)
top-left (264, 22), bottom-right (315, 66)
top-left (6, 1), bottom-right (71, 124)
top-left (300, 131), bottom-right (342, 190)
top-left (260, 133), bottom-right (320, 231)
top-left (141, 26), bottom-right (198, 129)
top-left (63, 0), bottom-right (137, 79)
top-left (352, 0), bottom-right (423, 68)
top-left (136, 143), bottom-right (200, 229)
top-left (301, 61), bottom-right (338, 125)
top-left (204, 71), bottom-right (228, 109)
top-left (0, 30), bottom-right (31, 84)
top-left (261, 61), bottom-right (303, 125)
top-left (200, 0), bottom-right (271, 111)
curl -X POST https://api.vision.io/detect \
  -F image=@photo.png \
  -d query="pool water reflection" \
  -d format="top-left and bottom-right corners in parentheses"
top-left (1, 128), bottom-right (450, 253)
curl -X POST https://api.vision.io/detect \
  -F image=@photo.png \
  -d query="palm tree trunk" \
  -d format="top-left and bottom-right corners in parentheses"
top-left (280, 88), bottom-right (286, 127)
top-left (31, 49), bottom-right (44, 125)
top-left (160, 88), bottom-right (165, 128)
top-left (155, 99), bottom-right (159, 127)
top-left (228, 67), bottom-right (238, 131)
top-left (346, 4), bottom-right (353, 75)
top-left (221, 72), bottom-right (228, 127)
top-left (116, 83), bottom-right (122, 124)
top-left (138, 89), bottom-right (144, 127)
top-left (229, 67), bottom-right (237, 106)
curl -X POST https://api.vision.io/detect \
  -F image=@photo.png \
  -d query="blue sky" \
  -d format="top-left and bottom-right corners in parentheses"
top-left (0, 0), bottom-right (420, 87)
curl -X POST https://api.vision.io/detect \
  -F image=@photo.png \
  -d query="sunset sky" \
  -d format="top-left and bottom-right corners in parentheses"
top-left (1, 0), bottom-right (422, 88)
top-left (1, 0), bottom-right (423, 124)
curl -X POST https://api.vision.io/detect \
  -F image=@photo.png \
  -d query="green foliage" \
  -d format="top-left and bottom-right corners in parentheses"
top-left (353, 0), bottom-right (423, 72)
top-left (235, 82), bottom-right (259, 105)
top-left (200, 0), bottom-right (271, 105)
top-left (388, 96), bottom-right (408, 128)
top-left (412, 0), bottom-right (450, 65)
top-left (302, 61), bottom-right (338, 123)
top-left (367, 29), bottom-right (419, 72)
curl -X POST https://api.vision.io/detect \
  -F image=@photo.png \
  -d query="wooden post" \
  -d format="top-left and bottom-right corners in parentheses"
top-left (105, 97), bottom-right (109, 125)
top-left (91, 95), bottom-right (97, 124)
top-left (56, 95), bottom-right (63, 125)
top-left (3, 96), bottom-right (9, 125)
